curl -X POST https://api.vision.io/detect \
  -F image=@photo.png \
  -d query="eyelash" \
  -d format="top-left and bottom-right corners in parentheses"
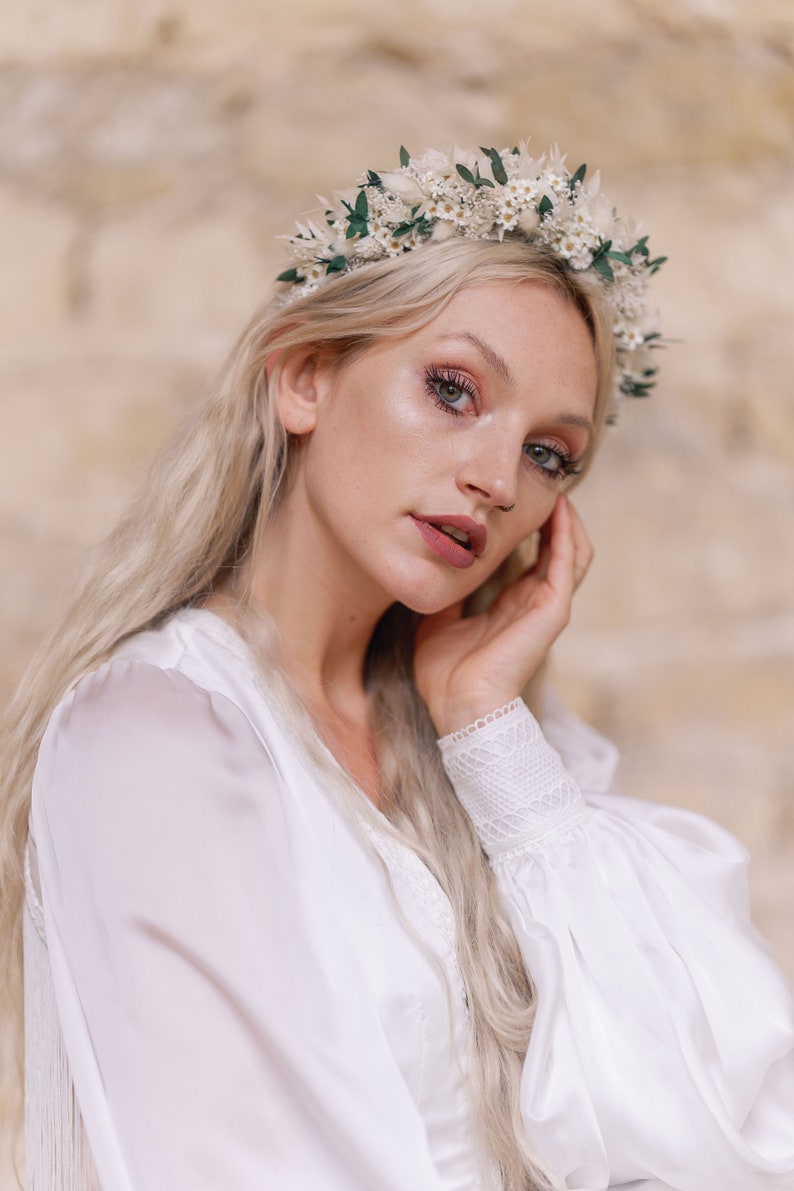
top-left (424, 365), bottom-right (477, 416)
top-left (423, 365), bottom-right (583, 482)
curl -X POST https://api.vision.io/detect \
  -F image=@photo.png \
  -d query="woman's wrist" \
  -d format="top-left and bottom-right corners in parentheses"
top-left (430, 692), bottom-right (525, 740)
top-left (435, 695), bottom-right (528, 738)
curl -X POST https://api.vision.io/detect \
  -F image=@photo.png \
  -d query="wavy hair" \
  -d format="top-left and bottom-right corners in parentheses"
top-left (0, 236), bottom-right (615, 1189)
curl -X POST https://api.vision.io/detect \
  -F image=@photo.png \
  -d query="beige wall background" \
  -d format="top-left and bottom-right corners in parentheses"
top-left (1, 0), bottom-right (792, 1013)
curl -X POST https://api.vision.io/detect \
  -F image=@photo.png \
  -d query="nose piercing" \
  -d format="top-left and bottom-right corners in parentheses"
top-left (498, 502), bottom-right (516, 513)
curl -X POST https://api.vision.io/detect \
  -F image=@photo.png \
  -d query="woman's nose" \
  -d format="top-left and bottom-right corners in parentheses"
top-left (456, 433), bottom-right (519, 511)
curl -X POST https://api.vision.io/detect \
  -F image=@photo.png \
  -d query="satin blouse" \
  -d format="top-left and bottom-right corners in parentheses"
top-left (25, 608), bottom-right (794, 1190)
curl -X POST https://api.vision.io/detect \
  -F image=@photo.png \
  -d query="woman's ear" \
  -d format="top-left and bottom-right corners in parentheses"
top-left (272, 347), bottom-right (324, 436)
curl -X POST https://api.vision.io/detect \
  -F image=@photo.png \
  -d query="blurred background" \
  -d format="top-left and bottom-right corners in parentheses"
top-left (1, 0), bottom-right (792, 1011)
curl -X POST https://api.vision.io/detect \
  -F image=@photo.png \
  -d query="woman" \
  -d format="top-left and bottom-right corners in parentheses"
top-left (2, 143), bottom-right (793, 1191)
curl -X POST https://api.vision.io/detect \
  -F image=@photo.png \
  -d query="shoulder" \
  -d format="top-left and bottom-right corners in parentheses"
top-left (44, 657), bottom-right (264, 758)
top-left (34, 659), bottom-right (285, 837)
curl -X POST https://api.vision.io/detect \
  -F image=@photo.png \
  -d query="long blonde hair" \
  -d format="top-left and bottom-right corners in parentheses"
top-left (0, 237), bottom-right (615, 1189)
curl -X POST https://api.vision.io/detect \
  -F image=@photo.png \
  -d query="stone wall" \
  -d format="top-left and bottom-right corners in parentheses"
top-left (1, 0), bottom-right (792, 1006)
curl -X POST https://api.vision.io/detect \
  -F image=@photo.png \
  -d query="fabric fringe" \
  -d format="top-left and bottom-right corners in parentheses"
top-left (23, 848), bottom-right (101, 1190)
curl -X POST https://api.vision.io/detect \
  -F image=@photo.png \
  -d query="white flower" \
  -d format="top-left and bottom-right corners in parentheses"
top-left (556, 232), bottom-right (583, 260)
top-left (497, 208), bottom-right (520, 230)
top-left (436, 196), bottom-right (464, 221)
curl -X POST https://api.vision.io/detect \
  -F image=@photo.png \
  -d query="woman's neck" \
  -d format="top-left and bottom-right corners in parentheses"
top-left (247, 493), bottom-right (390, 701)
top-left (209, 489), bottom-right (393, 806)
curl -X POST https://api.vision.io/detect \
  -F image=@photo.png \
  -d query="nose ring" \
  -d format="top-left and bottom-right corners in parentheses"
top-left (498, 502), bottom-right (516, 513)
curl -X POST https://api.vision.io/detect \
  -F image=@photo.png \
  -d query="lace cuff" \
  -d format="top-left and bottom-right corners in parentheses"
top-left (437, 699), bottom-right (587, 857)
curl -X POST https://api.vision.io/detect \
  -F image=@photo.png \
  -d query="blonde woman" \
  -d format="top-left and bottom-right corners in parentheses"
top-left (2, 144), bottom-right (793, 1191)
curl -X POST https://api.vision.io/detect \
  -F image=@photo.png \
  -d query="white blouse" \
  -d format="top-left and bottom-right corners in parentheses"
top-left (24, 608), bottom-right (794, 1190)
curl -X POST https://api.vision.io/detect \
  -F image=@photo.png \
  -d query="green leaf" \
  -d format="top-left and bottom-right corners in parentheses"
top-left (354, 188), bottom-right (369, 219)
top-left (325, 255), bottom-right (348, 274)
top-left (456, 164), bottom-right (476, 185)
top-left (648, 255), bottom-right (668, 273)
top-left (393, 223), bottom-right (415, 237)
top-left (606, 250), bottom-right (633, 266)
top-left (511, 146), bottom-right (520, 155)
top-left (630, 235), bottom-right (649, 257)
top-left (479, 146), bottom-right (508, 185)
top-left (591, 238), bottom-right (612, 261)
top-left (399, 145), bottom-right (410, 167)
top-left (346, 214), bottom-right (368, 238)
top-left (592, 255), bottom-right (615, 281)
top-left (570, 163), bottom-right (587, 187)
top-left (366, 170), bottom-right (382, 188)
top-left (276, 267), bottom-right (302, 283)
top-left (538, 194), bottom-right (553, 217)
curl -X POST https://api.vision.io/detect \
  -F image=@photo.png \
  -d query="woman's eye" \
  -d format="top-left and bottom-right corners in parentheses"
top-left (438, 381), bottom-right (467, 405)
top-left (524, 443), bottom-right (581, 479)
top-left (425, 368), bottom-right (476, 415)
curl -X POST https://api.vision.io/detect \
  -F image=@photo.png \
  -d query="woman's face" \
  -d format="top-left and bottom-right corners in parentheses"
top-left (282, 280), bottom-right (599, 615)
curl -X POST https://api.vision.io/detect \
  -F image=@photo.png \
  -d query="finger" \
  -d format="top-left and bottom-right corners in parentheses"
top-left (544, 494), bottom-right (577, 601)
top-left (530, 508), bottom-right (556, 579)
top-left (566, 500), bottom-right (594, 588)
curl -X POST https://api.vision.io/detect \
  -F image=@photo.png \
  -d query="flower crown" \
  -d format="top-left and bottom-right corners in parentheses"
top-left (276, 143), bottom-right (666, 406)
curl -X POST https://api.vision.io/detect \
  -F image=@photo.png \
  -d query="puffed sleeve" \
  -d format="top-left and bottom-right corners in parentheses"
top-left (31, 660), bottom-right (449, 1191)
top-left (438, 696), bottom-right (794, 1191)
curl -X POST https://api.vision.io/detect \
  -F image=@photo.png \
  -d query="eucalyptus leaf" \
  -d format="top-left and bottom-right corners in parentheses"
top-left (325, 255), bottom-right (347, 274)
top-left (480, 146), bottom-right (508, 185)
top-left (538, 195), bottom-right (553, 217)
top-left (399, 145), bottom-right (410, 166)
top-left (276, 267), bottom-right (302, 283)
top-left (355, 189), bottom-right (369, 218)
top-left (456, 164), bottom-right (476, 185)
top-left (593, 256), bottom-right (615, 281)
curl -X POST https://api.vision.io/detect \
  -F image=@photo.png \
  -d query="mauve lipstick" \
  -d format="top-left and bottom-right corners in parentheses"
top-left (409, 514), bottom-right (487, 570)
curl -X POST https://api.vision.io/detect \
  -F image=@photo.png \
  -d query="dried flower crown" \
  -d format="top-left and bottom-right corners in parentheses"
top-left (276, 143), bottom-right (666, 406)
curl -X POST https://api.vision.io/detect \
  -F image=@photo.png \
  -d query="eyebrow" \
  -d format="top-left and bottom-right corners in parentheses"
top-left (439, 331), bottom-right (595, 438)
top-left (557, 413), bottom-right (595, 436)
top-left (438, 331), bottom-right (513, 385)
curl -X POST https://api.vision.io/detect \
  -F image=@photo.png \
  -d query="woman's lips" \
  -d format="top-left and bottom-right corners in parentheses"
top-left (410, 514), bottom-right (486, 570)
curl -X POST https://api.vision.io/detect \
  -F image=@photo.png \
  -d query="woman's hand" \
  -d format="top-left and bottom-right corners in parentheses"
top-left (414, 495), bottom-right (593, 737)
